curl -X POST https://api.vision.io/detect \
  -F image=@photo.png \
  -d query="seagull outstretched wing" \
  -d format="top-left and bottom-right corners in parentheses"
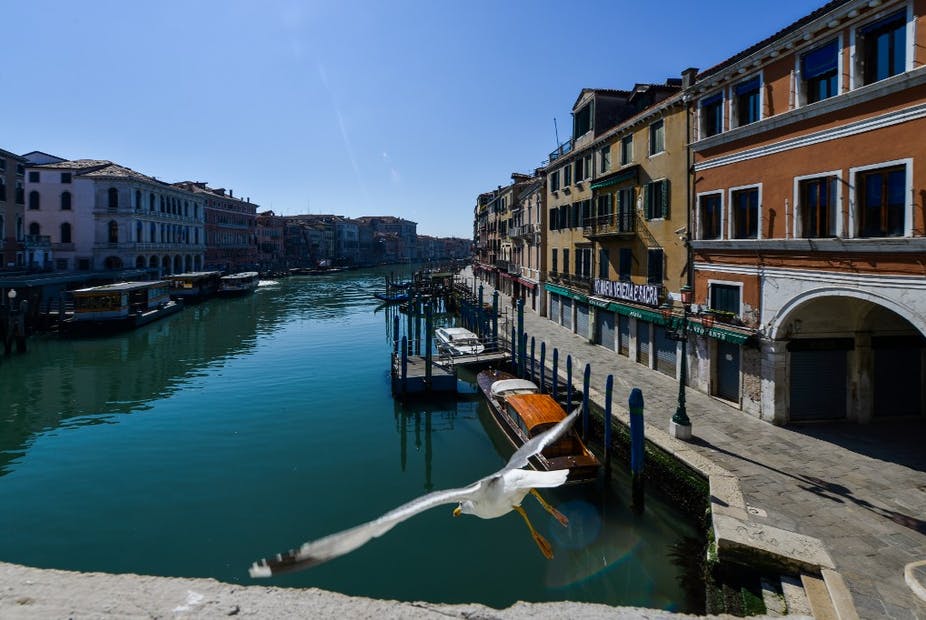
top-left (503, 407), bottom-right (581, 472)
top-left (249, 479), bottom-right (485, 577)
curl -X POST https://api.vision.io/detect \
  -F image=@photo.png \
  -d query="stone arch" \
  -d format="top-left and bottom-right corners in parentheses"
top-left (162, 255), bottom-right (171, 274)
top-left (149, 255), bottom-right (158, 269)
top-left (185, 255), bottom-right (193, 272)
top-left (104, 255), bottom-right (123, 270)
top-left (174, 255), bottom-right (183, 273)
top-left (766, 286), bottom-right (926, 341)
top-left (135, 256), bottom-right (146, 268)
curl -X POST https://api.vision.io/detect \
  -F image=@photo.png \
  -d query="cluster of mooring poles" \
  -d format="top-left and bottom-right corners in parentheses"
top-left (387, 275), bottom-right (649, 513)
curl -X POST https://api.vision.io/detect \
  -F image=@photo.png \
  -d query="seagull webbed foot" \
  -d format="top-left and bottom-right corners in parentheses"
top-left (514, 505), bottom-right (554, 560)
top-left (530, 488), bottom-right (569, 527)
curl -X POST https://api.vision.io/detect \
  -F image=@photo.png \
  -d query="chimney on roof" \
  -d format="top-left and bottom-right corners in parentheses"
top-left (229, 189), bottom-right (233, 198)
top-left (681, 67), bottom-right (699, 90)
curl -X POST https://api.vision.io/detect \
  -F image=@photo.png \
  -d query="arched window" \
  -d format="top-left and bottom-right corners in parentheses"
top-left (108, 220), bottom-right (118, 243)
top-left (136, 221), bottom-right (143, 241)
top-left (28, 222), bottom-right (40, 236)
top-left (61, 191), bottom-right (72, 210)
top-left (150, 222), bottom-right (156, 242)
top-left (160, 196), bottom-right (165, 212)
top-left (108, 187), bottom-right (118, 209)
top-left (61, 222), bottom-right (72, 244)
top-left (28, 190), bottom-right (40, 210)
top-left (149, 193), bottom-right (155, 211)
top-left (135, 190), bottom-right (141, 210)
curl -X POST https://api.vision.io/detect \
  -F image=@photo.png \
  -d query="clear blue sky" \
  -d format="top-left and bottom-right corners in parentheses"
top-left (2, 0), bottom-right (826, 238)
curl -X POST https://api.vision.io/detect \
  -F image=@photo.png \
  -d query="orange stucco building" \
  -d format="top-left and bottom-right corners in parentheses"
top-left (689, 0), bottom-right (926, 423)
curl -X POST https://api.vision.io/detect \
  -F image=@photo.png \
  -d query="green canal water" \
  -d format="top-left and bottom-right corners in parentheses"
top-left (0, 268), bottom-right (702, 612)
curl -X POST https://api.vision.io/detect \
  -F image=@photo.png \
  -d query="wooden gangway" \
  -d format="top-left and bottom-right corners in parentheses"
top-left (433, 350), bottom-right (508, 371)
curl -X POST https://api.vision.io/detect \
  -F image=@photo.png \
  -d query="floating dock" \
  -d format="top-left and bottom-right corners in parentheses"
top-left (391, 354), bottom-right (456, 396)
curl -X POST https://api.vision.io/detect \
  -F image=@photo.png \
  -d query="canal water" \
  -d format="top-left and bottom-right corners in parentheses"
top-left (0, 268), bottom-right (702, 612)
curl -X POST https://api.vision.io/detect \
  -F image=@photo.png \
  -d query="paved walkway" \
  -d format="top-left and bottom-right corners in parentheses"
top-left (467, 268), bottom-right (926, 620)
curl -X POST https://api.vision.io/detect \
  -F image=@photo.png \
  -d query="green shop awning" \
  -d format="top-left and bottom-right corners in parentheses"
top-left (687, 321), bottom-right (753, 345)
top-left (608, 302), bottom-right (667, 325)
top-left (544, 283), bottom-right (588, 303)
top-left (590, 165), bottom-right (639, 191)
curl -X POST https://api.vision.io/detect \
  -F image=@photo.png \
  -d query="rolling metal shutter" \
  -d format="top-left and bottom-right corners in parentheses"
top-left (597, 311), bottom-right (615, 350)
top-left (654, 325), bottom-right (677, 376)
top-left (576, 302), bottom-right (589, 338)
top-left (618, 315), bottom-right (630, 356)
top-left (550, 294), bottom-right (560, 324)
top-left (562, 298), bottom-right (573, 329)
top-left (637, 321), bottom-right (650, 366)
top-left (873, 336), bottom-right (923, 417)
top-left (789, 340), bottom-right (849, 420)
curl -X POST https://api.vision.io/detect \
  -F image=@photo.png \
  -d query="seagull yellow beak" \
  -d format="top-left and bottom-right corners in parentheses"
top-left (452, 506), bottom-right (462, 517)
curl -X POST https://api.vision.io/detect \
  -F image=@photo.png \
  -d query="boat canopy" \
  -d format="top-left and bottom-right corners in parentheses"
top-left (504, 393), bottom-right (566, 430)
top-left (490, 379), bottom-right (539, 397)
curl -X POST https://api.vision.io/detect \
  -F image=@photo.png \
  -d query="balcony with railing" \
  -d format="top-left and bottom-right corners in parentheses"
top-left (24, 234), bottom-right (51, 250)
top-left (548, 139), bottom-right (573, 164)
top-left (583, 209), bottom-right (635, 239)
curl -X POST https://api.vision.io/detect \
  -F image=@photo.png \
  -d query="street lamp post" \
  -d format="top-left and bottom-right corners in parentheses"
top-left (661, 285), bottom-right (693, 440)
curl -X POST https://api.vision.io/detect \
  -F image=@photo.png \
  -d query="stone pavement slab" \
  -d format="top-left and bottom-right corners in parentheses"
top-left (468, 269), bottom-right (926, 619)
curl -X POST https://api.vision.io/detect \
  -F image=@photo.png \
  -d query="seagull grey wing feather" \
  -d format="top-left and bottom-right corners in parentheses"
top-left (249, 479), bottom-right (485, 577)
top-left (503, 407), bottom-right (580, 472)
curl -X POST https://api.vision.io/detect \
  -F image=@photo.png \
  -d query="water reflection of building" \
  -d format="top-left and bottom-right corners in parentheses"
top-left (0, 294), bottom-right (264, 476)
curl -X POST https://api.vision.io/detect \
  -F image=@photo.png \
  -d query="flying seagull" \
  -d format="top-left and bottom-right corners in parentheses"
top-left (249, 408), bottom-right (580, 577)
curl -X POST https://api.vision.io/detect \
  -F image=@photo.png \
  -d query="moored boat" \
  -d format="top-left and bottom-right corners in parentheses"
top-left (218, 272), bottom-right (259, 296)
top-left (374, 291), bottom-right (410, 304)
top-left (167, 271), bottom-right (222, 302)
top-left (477, 369), bottom-right (600, 483)
top-left (62, 280), bottom-right (182, 336)
top-left (435, 326), bottom-right (485, 356)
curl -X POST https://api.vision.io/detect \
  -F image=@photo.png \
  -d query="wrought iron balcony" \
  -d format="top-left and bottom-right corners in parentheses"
top-left (583, 210), bottom-right (635, 239)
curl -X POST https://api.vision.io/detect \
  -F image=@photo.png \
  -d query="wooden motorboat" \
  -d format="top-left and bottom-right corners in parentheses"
top-left (477, 369), bottom-right (600, 483)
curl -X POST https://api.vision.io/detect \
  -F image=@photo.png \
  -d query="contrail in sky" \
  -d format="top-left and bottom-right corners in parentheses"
top-left (316, 60), bottom-right (371, 213)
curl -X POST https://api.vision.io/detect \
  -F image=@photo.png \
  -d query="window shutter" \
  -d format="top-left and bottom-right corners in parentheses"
top-left (643, 183), bottom-right (651, 219)
top-left (661, 179), bottom-right (670, 219)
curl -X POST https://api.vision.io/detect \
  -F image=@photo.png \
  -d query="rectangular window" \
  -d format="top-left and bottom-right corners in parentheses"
top-left (617, 188), bottom-right (634, 232)
top-left (574, 103), bottom-right (591, 137)
top-left (647, 248), bottom-right (664, 284)
top-left (802, 40), bottom-right (839, 104)
top-left (734, 77), bottom-right (760, 126)
top-left (701, 93), bottom-right (724, 137)
top-left (549, 207), bottom-right (558, 231)
top-left (699, 193), bottom-right (722, 239)
top-left (618, 247), bottom-right (632, 281)
top-left (551, 170), bottom-right (560, 192)
top-left (28, 171), bottom-right (39, 183)
top-left (596, 193), bottom-right (612, 219)
top-left (858, 165), bottom-right (905, 237)
top-left (710, 284), bottom-right (740, 315)
top-left (731, 187), bottom-right (759, 239)
top-left (599, 248), bottom-right (609, 280)
top-left (798, 177), bottom-right (837, 238)
top-left (644, 180), bottom-right (669, 220)
top-left (648, 120), bottom-right (664, 155)
top-left (61, 172), bottom-right (72, 184)
top-left (600, 145), bottom-right (611, 173)
top-left (574, 157), bottom-right (584, 182)
top-left (860, 11), bottom-right (906, 85)
top-left (562, 249), bottom-right (570, 275)
top-left (552, 249), bottom-right (558, 273)
top-left (620, 135), bottom-right (633, 165)
top-left (563, 164), bottom-right (572, 186)
top-left (580, 248), bottom-right (592, 278)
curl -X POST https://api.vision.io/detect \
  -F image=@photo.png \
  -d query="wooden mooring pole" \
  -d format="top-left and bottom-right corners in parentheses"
top-left (629, 387), bottom-right (645, 514)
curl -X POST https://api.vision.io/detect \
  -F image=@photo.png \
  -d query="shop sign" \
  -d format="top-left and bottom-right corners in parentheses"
top-left (593, 278), bottom-right (660, 307)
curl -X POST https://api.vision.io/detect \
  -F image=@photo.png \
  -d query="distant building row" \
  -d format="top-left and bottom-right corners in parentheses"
top-left (475, 0), bottom-right (926, 425)
top-left (0, 151), bottom-right (468, 276)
